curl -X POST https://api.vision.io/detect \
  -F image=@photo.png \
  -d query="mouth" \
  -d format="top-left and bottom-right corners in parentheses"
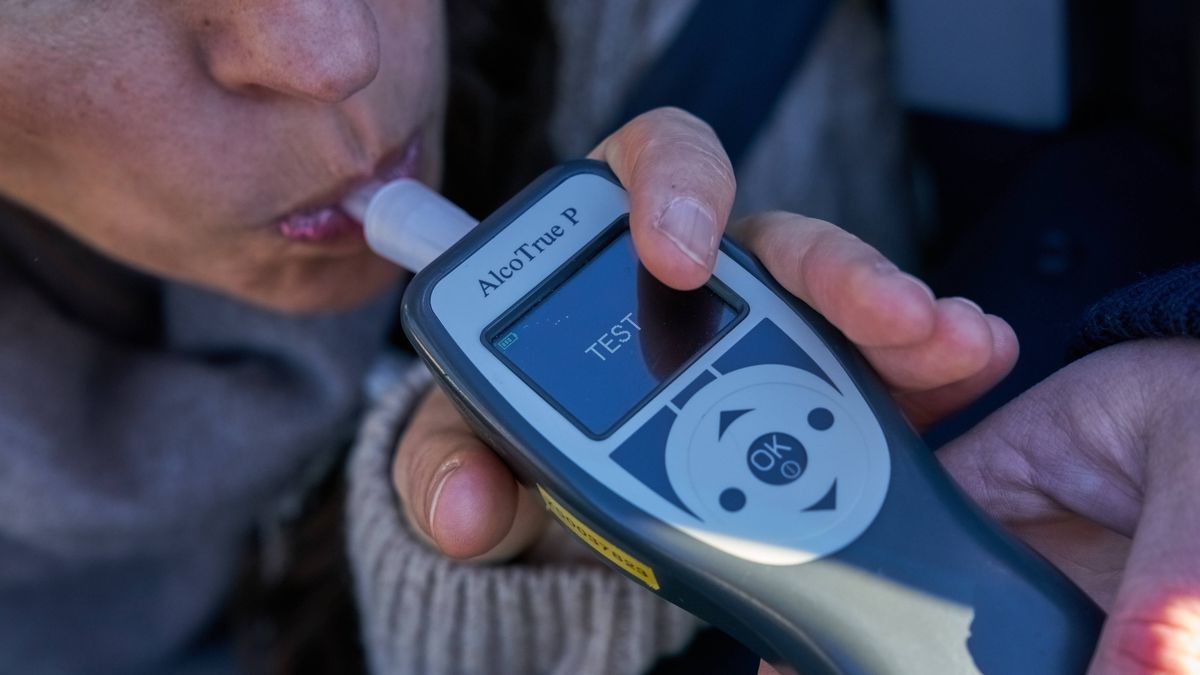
top-left (274, 133), bottom-right (423, 244)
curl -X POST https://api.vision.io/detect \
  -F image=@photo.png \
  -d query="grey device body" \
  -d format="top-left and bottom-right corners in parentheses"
top-left (401, 161), bottom-right (1103, 674)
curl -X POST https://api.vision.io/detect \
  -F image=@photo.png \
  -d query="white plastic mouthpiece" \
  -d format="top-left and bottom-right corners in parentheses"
top-left (345, 179), bottom-right (479, 274)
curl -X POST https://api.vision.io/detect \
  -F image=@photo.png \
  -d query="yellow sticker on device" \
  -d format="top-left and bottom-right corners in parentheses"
top-left (537, 485), bottom-right (660, 591)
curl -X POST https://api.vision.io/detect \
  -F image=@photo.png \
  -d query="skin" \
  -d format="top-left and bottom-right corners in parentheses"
top-left (0, 0), bottom-right (444, 312)
top-left (1, 1), bottom-right (1191, 672)
top-left (763, 339), bottom-right (1200, 675)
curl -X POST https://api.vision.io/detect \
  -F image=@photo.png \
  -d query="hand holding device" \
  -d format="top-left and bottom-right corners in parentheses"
top-left (361, 156), bottom-right (1101, 672)
top-left (363, 110), bottom-right (1018, 566)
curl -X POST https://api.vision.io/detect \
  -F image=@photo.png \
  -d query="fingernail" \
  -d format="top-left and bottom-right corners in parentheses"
top-left (427, 460), bottom-right (461, 534)
top-left (952, 296), bottom-right (984, 314)
top-left (899, 272), bottom-right (936, 301)
top-left (655, 197), bottom-right (718, 270)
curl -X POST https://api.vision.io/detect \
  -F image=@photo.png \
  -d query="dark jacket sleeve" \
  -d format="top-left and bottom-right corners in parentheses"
top-left (1069, 262), bottom-right (1200, 360)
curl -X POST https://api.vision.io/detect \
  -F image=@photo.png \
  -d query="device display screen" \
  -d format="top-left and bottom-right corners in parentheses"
top-left (490, 227), bottom-right (742, 437)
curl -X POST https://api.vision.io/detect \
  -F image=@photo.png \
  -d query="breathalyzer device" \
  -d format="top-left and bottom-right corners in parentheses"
top-left (359, 161), bottom-right (1104, 674)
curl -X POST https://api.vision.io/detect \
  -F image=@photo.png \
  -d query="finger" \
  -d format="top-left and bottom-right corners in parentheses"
top-left (757, 662), bottom-right (783, 675)
top-left (864, 297), bottom-right (995, 390)
top-left (392, 388), bottom-right (547, 561)
top-left (734, 211), bottom-right (1017, 426)
top-left (892, 314), bottom-right (1019, 429)
top-left (1089, 390), bottom-right (1200, 675)
top-left (590, 107), bottom-right (736, 290)
top-left (732, 211), bottom-right (937, 348)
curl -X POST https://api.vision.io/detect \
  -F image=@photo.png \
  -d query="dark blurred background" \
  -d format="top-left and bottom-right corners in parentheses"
top-left (894, 0), bottom-right (1200, 442)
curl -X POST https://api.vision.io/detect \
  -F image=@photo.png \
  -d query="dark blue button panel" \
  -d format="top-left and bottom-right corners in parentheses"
top-left (610, 407), bottom-right (698, 519)
top-left (610, 319), bottom-right (836, 523)
top-left (671, 369), bottom-right (716, 408)
top-left (712, 319), bottom-right (838, 392)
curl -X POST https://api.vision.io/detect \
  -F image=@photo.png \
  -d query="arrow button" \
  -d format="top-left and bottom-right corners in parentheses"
top-left (718, 409), bottom-right (753, 440)
top-left (803, 481), bottom-right (838, 512)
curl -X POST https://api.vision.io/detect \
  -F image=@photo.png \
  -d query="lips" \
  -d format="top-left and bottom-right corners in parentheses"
top-left (275, 135), bottom-right (422, 244)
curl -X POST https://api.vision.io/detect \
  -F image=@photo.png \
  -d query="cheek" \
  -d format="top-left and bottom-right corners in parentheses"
top-left (0, 4), bottom-right (223, 234)
top-left (0, 7), bottom-right (178, 153)
top-left (372, 0), bottom-right (448, 114)
top-left (0, 10), bottom-right (284, 277)
top-left (214, 241), bottom-right (407, 312)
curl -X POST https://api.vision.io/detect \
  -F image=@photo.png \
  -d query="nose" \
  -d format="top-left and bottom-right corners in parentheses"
top-left (199, 0), bottom-right (381, 103)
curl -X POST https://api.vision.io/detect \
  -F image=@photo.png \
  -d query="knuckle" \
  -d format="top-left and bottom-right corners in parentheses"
top-left (735, 212), bottom-right (833, 278)
top-left (756, 211), bottom-right (846, 242)
top-left (797, 221), bottom-right (852, 267)
top-left (642, 134), bottom-right (735, 194)
top-left (797, 224), bottom-right (877, 304)
top-left (741, 212), bottom-right (786, 251)
top-left (620, 109), bottom-right (665, 146)
top-left (796, 214), bottom-right (854, 243)
top-left (622, 109), bottom-right (733, 187)
top-left (637, 106), bottom-right (710, 135)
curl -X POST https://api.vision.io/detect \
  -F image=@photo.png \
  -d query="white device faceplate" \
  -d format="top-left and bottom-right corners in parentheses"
top-left (430, 174), bottom-right (890, 565)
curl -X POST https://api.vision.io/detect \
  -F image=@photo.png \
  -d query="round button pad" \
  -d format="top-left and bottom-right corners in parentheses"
top-left (664, 364), bottom-right (890, 565)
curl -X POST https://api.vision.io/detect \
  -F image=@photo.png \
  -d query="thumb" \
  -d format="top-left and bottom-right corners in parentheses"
top-left (392, 387), bottom-right (547, 561)
top-left (1088, 400), bottom-right (1200, 675)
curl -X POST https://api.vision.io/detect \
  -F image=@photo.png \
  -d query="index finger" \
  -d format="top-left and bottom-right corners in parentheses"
top-left (590, 107), bottom-right (736, 290)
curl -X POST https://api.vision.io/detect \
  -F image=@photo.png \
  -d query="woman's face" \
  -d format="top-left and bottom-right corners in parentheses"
top-left (0, 0), bottom-right (446, 312)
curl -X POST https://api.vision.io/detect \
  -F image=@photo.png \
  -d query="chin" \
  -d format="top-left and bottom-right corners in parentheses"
top-left (224, 253), bottom-right (407, 315)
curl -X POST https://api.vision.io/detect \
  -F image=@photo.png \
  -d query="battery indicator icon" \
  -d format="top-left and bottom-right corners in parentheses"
top-left (497, 332), bottom-right (519, 351)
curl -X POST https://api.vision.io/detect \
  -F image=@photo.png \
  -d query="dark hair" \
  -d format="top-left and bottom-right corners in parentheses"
top-left (232, 3), bottom-right (558, 673)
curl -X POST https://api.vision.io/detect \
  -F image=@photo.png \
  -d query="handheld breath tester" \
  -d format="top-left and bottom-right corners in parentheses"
top-left (379, 162), bottom-right (1103, 674)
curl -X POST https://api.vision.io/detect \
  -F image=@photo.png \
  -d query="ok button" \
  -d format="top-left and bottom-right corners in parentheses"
top-left (747, 432), bottom-right (807, 485)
